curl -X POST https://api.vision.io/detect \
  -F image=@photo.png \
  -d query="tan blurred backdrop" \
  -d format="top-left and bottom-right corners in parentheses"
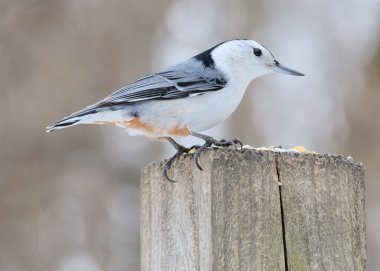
top-left (1, 0), bottom-right (379, 270)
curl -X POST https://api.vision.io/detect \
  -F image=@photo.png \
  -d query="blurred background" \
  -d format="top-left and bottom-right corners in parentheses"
top-left (0, 0), bottom-right (379, 270)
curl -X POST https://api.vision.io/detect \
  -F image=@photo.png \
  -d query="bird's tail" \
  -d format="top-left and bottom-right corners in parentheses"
top-left (46, 104), bottom-right (128, 133)
top-left (46, 105), bottom-right (101, 133)
top-left (46, 118), bottom-right (82, 132)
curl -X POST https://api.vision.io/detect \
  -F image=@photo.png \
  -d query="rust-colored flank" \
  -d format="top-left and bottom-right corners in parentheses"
top-left (168, 126), bottom-right (190, 136)
top-left (95, 118), bottom-right (190, 137)
top-left (123, 118), bottom-right (155, 133)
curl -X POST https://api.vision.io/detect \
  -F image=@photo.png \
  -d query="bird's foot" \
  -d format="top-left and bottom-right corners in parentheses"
top-left (163, 144), bottom-right (201, 182)
top-left (194, 136), bottom-right (243, 171)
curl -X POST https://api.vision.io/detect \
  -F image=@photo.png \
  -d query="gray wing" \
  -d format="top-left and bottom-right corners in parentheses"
top-left (48, 58), bottom-right (227, 127)
top-left (95, 58), bottom-right (227, 107)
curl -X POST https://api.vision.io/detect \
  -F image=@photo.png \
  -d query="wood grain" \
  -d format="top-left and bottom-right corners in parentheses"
top-left (276, 152), bottom-right (366, 271)
top-left (141, 148), bottom-right (366, 271)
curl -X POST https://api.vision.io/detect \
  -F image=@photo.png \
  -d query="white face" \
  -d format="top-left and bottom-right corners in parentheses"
top-left (212, 39), bottom-right (303, 83)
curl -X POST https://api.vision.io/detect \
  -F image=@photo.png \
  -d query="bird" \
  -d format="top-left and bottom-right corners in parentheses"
top-left (47, 39), bottom-right (304, 182)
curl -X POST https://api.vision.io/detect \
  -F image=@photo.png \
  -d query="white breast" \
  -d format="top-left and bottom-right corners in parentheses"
top-left (135, 78), bottom-right (250, 134)
top-left (184, 81), bottom-right (248, 131)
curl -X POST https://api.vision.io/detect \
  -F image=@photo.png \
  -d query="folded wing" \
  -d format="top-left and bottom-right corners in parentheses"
top-left (98, 60), bottom-right (227, 106)
top-left (47, 58), bottom-right (227, 131)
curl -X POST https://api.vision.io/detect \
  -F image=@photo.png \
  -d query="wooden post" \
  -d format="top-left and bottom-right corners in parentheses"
top-left (140, 148), bottom-right (366, 271)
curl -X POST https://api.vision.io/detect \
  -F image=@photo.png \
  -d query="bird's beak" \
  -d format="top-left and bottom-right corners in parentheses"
top-left (271, 60), bottom-right (304, 76)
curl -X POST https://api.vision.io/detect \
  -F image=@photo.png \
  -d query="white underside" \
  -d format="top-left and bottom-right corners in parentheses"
top-left (133, 79), bottom-right (248, 136)
top-left (79, 79), bottom-right (250, 137)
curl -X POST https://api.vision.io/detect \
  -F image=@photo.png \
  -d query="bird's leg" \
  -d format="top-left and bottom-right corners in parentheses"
top-left (164, 137), bottom-right (188, 152)
top-left (160, 137), bottom-right (200, 182)
top-left (190, 131), bottom-right (243, 171)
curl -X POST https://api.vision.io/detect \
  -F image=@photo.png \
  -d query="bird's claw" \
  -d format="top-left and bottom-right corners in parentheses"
top-left (163, 137), bottom-right (242, 181)
top-left (163, 151), bottom-right (185, 182)
top-left (218, 138), bottom-right (243, 150)
top-left (163, 145), bottom-right (201, 182)
top-left (194, 142), bottom-right (212, 171)
top-left (193, 137), bottom-right (243, 171)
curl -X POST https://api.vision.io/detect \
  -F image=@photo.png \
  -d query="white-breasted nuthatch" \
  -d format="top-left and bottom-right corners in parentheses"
top-left (47, 39), bottom-right (304, 181)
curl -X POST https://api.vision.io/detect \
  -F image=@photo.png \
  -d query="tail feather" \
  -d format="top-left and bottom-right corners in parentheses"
top-left (46, 104), bottom-right (129, 133)
top-left (46, 118), bottom-right (81, 132)
top-left (46, 105), bottom-right (100, 133)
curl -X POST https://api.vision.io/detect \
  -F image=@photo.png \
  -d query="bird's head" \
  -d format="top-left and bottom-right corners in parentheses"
top-left (211, 39), bottom-right (304, 83)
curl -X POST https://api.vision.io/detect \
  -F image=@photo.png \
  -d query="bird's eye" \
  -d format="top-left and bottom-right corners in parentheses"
top-left (253, 48), bottom-right (262, 57)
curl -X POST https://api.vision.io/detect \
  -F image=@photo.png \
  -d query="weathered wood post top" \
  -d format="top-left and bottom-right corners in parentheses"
top-left (141, 147), bottom-right (366, 271)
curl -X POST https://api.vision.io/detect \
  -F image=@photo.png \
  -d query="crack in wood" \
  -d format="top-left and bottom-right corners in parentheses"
top-left (275, 153), bottom-right (289, 271)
